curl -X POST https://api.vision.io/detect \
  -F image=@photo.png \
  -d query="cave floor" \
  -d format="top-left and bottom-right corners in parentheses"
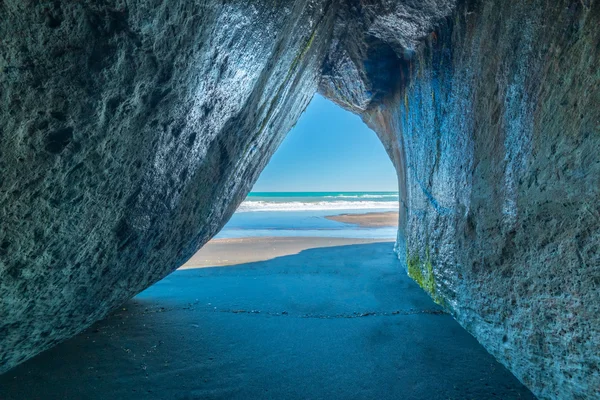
top-left (0, 243), bottom-right (534, 400)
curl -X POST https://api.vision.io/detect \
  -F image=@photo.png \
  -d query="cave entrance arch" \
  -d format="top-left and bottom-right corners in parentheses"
top-left (182, 94), bottom-right (401, 269)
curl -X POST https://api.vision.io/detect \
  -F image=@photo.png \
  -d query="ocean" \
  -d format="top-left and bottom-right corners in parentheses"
top-left (215, 191), bottom-right (399, 239)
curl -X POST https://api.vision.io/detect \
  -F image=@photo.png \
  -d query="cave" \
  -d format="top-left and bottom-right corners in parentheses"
top-left (0, 1), bottom-right (599, 399)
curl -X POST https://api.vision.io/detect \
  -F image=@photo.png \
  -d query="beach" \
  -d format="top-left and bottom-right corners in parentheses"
top-left (183, 196), bottom-right (399, 268)
top-left (0, 193), bottom-right (534, 399)
top-left (0, 243), bottom-right (533, 400)
top-left (325, 210), bottom-right (398, 227)
top-left (184, 198), bottom-right (399, 268)
top-left (212, 192), bottom-right (400, 240)
top-left (182, 236), bottom-right (394, 268)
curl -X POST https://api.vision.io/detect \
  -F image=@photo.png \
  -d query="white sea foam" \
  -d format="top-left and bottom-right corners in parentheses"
top-left (215, 228), bottom-right (398, 239)
top-left (236, 200), bottom-right (399, 212)
top-left (323, 194), bottom-right (398, 199)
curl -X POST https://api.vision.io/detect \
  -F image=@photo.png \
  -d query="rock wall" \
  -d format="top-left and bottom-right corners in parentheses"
top-left (324, 0), bottom-right (600, 398)
top-left (1, 0), bottom-right (599, 398)
top-left (0, 0), bottom-right (336, 372)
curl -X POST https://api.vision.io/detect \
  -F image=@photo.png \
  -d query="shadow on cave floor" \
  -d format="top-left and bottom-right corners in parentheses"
top-left (0, 243), bottom-right (534, 400)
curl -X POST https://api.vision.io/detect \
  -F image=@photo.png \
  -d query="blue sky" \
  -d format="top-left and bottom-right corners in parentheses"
top-left (251, 95), bottom-right (398, 192)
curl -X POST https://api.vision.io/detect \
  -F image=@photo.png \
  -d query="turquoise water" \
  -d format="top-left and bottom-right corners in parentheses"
top-left (247, 191), bottom-right (399, 201)
top-left (215, 192), bottom-right (399, 239)
top-left (239, 191), bottom-right (398, 212)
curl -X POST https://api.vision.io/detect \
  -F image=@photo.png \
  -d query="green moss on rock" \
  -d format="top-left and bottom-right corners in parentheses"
top-left (406, 247), bottom-right (443, 306)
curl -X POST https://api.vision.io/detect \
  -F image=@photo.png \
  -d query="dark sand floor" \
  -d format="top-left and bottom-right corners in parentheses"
top-left (0, 243), bottom-right (534, 400)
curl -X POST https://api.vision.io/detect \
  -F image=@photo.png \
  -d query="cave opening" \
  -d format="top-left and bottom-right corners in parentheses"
top-left (183, 93), bottom-right (400, 269)
top-left (0, 94), bottom-right (533, 398)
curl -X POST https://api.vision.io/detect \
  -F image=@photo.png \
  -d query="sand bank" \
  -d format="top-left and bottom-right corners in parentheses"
top-left (325, 211), bottom-right (399, 227)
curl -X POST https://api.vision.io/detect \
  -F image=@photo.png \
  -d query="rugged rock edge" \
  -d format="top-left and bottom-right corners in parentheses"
top-left (322, 1), bottom-right (600, 398)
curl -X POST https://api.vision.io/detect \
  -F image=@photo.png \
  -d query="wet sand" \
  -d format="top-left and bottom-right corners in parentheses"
top-left (325, 211), bottom-right (399, 227)
top-left (182, 237), bottom-right (393, 268)
top-left (0, 243), bottom-right (533, 400)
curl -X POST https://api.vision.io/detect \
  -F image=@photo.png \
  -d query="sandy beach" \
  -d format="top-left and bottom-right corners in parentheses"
top-left (0, 242), bottom-right (533, 399)
top-left (325, 211), bottom-right (399, 228)
top-left (182, 236), bottom-right (393, 268)
top-left (182, 211), bottom-right (399, 269)
top-left (0, 201), bottom-right (534, 399)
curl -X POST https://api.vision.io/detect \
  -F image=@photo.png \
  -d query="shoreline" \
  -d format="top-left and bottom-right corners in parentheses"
top-left (183, 211), bottom-right (400, 269)
top-left (181, 236), bottom-right (394, 269)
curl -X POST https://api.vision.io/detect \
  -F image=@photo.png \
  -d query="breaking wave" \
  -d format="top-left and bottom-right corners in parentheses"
top-left (236, 200), bottom-right (399, 212)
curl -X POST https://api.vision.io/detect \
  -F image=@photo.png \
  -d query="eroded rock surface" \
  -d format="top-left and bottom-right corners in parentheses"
top-left (1, 0), bottom-right (599, 399)
top-left (0, 0), bottom-right (336, 372)
top-left (324, 0), bottom-right (600, 398)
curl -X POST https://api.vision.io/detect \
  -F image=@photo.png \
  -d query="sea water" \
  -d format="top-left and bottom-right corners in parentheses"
top-left (215, 192), bottom-right (399, 239)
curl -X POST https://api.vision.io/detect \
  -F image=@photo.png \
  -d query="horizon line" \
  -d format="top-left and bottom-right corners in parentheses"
top-left (248, 190), bottom-right (399, 193)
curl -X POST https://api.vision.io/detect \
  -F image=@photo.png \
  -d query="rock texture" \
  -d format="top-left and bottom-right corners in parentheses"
top-left (323, 0), bottom-right (600, 398)
top-left (0, 0), bottom-right (337, 372)
top-left (1, 0), bottom-right (599, 399)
